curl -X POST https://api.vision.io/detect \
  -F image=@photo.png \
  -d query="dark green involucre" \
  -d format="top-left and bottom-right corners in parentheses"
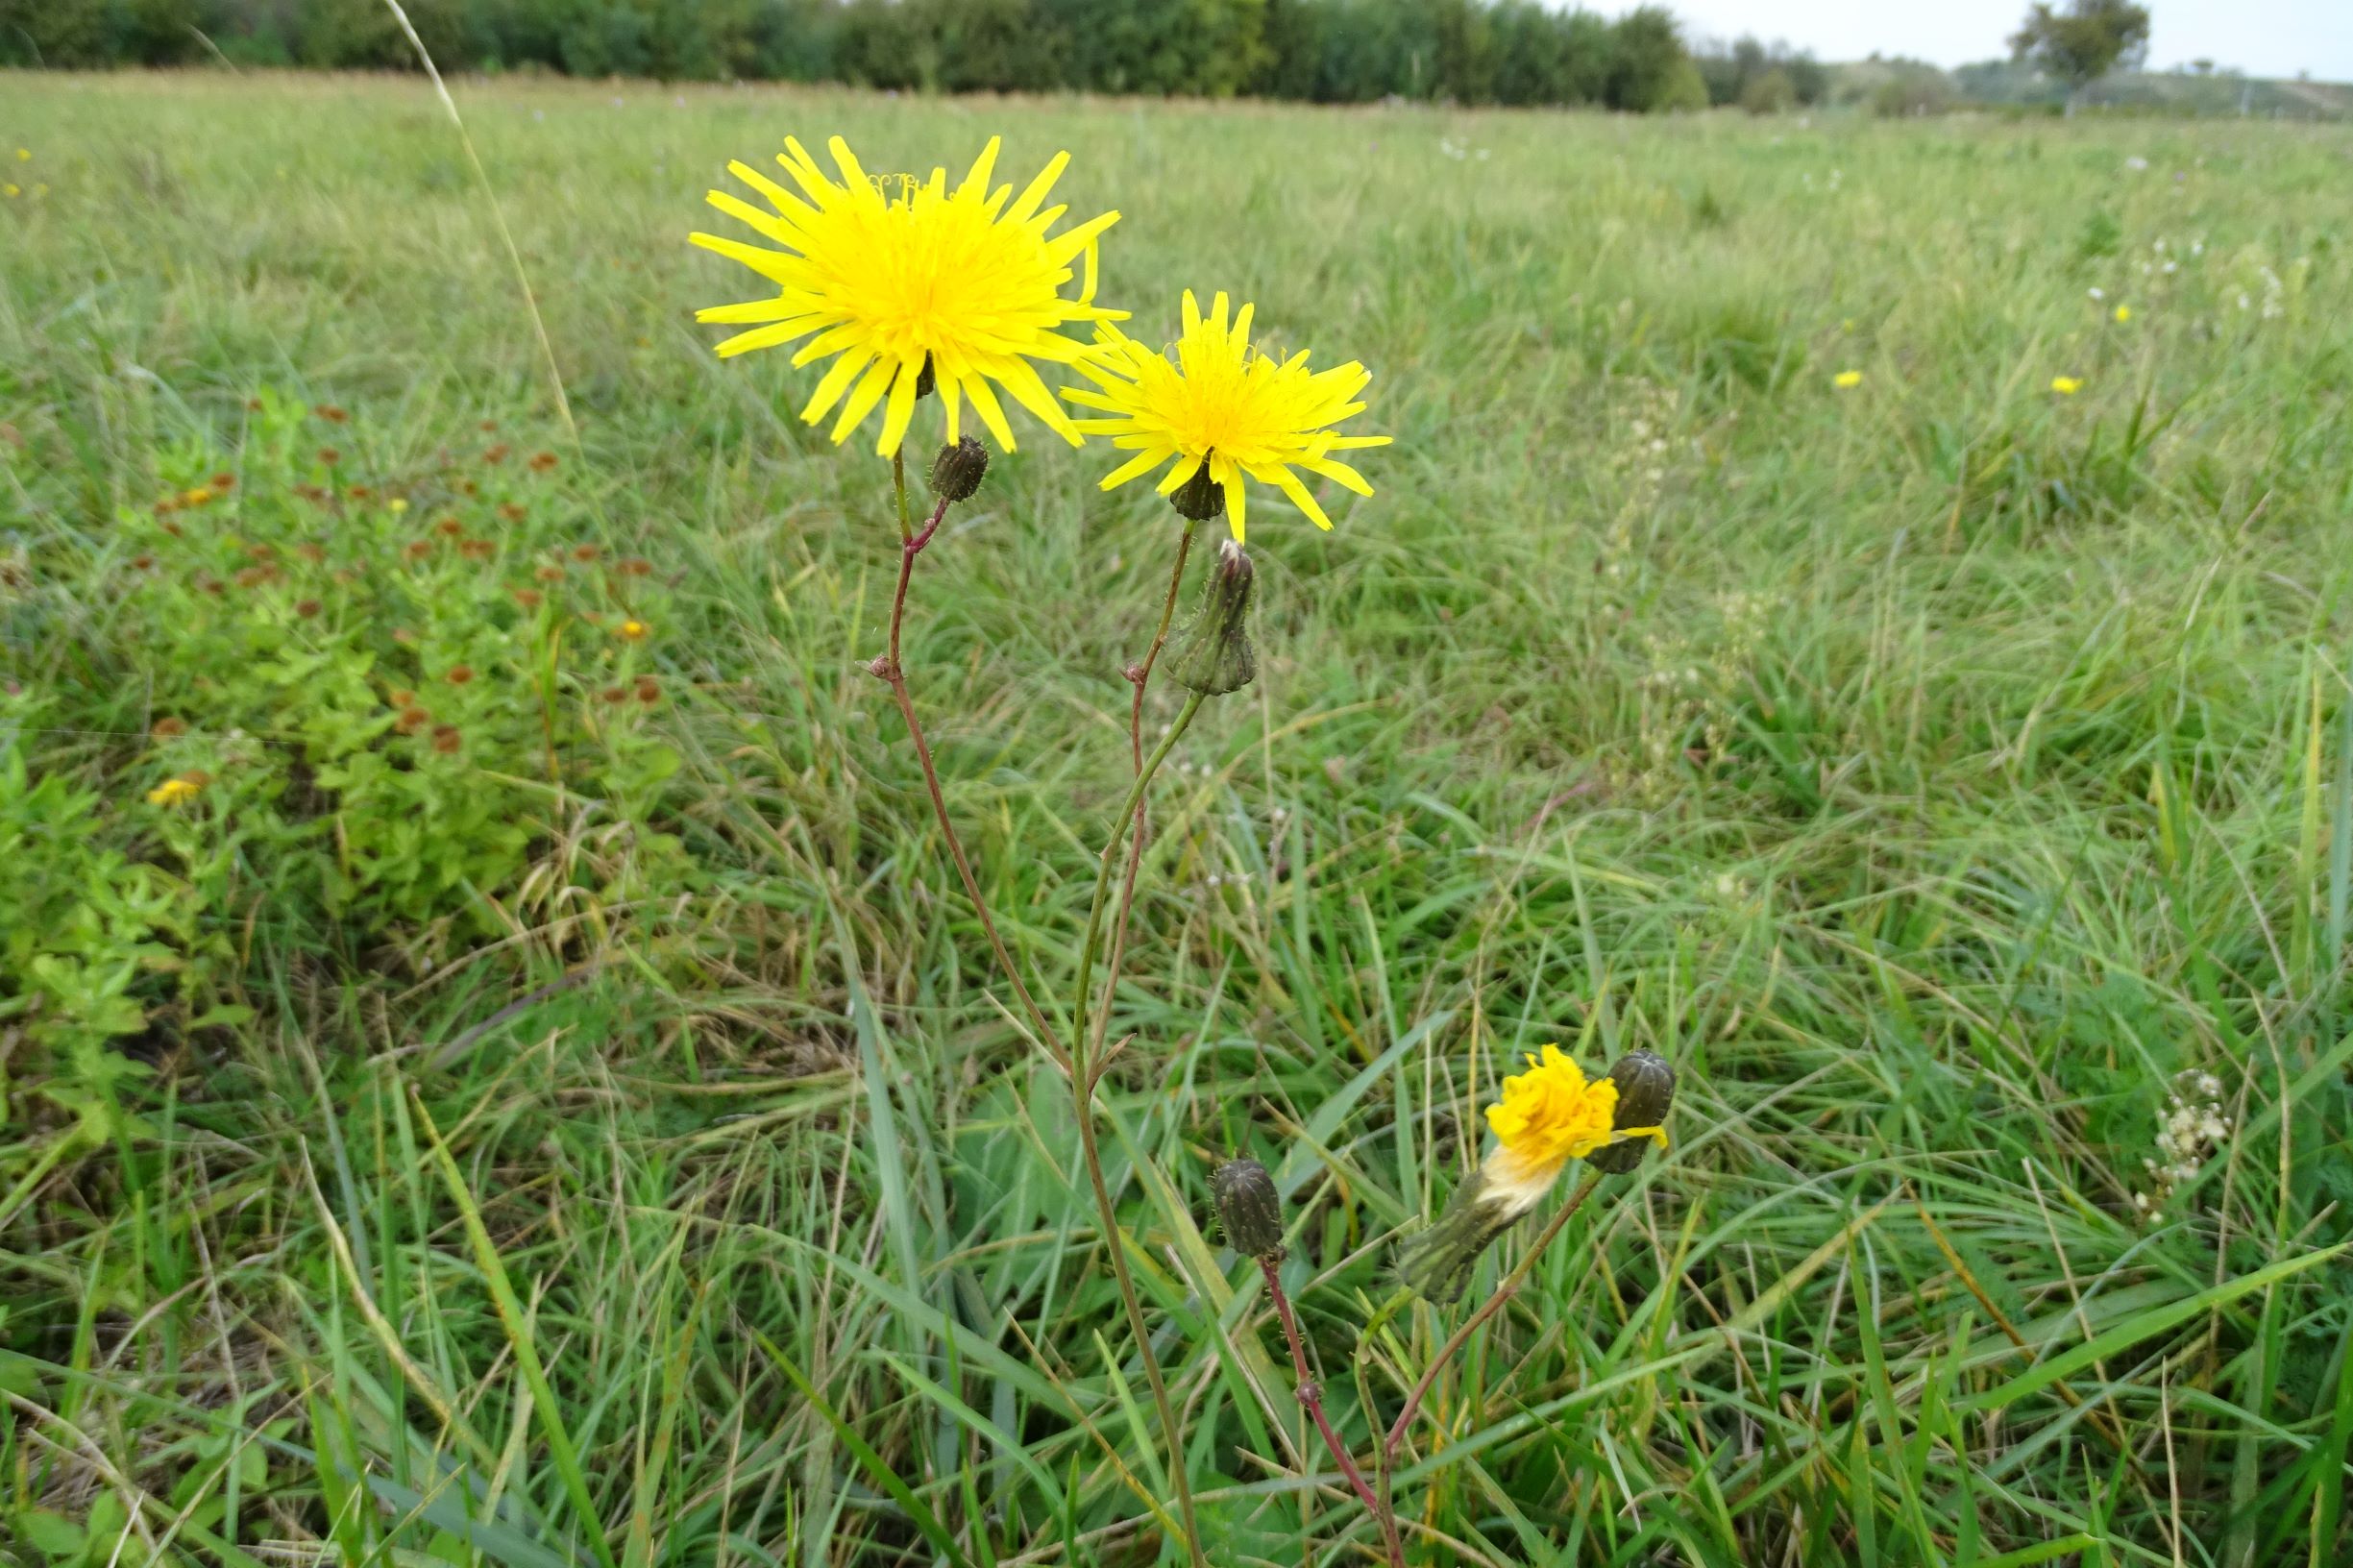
top-left (1585, 1049), bottom-right (1676, 1174)
top-left (1169, 540), bottom-right (1256, 697)
top-left (1212, 1157), bottom-right (1286, 1261)
top-left (1170, 464), bottom-right (1226, 522)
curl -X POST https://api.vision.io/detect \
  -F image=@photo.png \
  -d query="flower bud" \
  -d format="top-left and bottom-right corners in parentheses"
top-left (1170, 463), bottom-right (1225, 523)
top-left (929, 436), bottom-right (988, 504)
top-left (914, 354), bottom-right (937, 400)
top-left (1585, 1049), bottom-right (1676, 1174)
top-left (1168, 539), bottom-right (1256, 697)
top-left (1211, 1157), bottom-right (1286, 1262)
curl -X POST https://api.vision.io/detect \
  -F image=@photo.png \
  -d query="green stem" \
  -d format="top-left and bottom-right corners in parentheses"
top-left (1073, 692), bottom-right (1204, 1078)
top-left (1094, 522), bottom-right (1197, 1062)
top-left (1069, 688), bottom-right (1208, 1568)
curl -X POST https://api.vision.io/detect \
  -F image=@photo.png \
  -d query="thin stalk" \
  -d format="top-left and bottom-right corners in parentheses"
top-left (1258, 1256), bottom-right (1403, 1565)
top-left (1092, 521), bottom-right (1198, 1060)
top-left (873, 455), bottom-right (1063, 1066)
top-left (1069, 689), bottom-right (1209, 1568)
top-left (1377, 1172), bottom-right (1606, 1556)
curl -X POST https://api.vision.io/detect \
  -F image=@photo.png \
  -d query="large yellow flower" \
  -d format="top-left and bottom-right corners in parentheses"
top-left (692, 135), bottom-right (1121, 456)
top-left (1063, 289), bottom-right (1388, 542)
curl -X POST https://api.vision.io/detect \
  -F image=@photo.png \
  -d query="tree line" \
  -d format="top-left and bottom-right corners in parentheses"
top-left (0, 0), bottom-right (1802, 113)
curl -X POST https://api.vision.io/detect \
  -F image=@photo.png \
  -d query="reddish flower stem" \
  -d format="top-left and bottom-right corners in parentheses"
top-left (1257, 1256), bottom-right (1404, 1565)
top-left (870, 462), bottom-right (1062, 1067)
top-left (1376, 1172), bottom-right (1605, 1560)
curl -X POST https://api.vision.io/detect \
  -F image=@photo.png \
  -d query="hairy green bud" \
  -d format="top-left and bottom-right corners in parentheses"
top-left (1212, 1157), bottom-right (1286, 1262)
top-left (929, 436), bottom-right (989, 504)
top-left (1585, 1049), bottom-right (1676, 1174)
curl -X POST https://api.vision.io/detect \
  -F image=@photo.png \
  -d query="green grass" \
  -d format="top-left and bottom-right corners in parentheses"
top-left (6, 68), bottom-right (2353, 1566)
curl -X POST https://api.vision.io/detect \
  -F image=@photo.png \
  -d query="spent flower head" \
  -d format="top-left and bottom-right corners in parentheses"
top-left (693, 135), bottom-right (1122, 456)
top-left (1064, 289), bottom-right (1388, 542)
top-left (1167, 540), bottom-right (1257, 697)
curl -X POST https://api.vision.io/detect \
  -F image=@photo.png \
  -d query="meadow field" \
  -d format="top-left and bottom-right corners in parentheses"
top-left (5, 70), bottom-right (2353, 1567)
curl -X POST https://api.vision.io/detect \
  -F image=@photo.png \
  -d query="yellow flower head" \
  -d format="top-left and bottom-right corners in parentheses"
top-left (1484, 1045), bottom-right (1622, 1181)
top-left (2, 184), bottom-right (17, 200)
top-left (2051, 376), bottom-right (2084, 395)
top-left (618, 618), bottom-right (649, 641)
top-left (2113, 305), bottom-right (2131, 323)
top-left (1834, 369), bottom-right (1863, 389)
top-left (147, 775), bottom-right (203, 807)
top-left (1063, 290), bottom-right (1389, 542)
top-left (692, 135), bottom-right (1121, 457)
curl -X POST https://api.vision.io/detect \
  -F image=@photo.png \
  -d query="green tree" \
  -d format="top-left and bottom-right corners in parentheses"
top-left (2008, 0), bottom-right (2151, 97)
top-left (1604, 6), bottom-right (1689, 111)
top-left (1740, 64), bottom-right (1794, 113)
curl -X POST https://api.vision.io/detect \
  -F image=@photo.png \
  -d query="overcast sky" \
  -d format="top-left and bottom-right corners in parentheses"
top-left (1614, 0), bottom-right (2353, 82)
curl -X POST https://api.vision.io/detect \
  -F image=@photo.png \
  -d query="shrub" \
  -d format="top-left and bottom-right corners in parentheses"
top-left (6, 389), bottom-right (694, 1122)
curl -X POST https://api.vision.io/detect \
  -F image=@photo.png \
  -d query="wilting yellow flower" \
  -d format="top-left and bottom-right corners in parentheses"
top-left (2051, 376), bottom-right (2084, 395)
top-left (1063, 289), bottom-right (1389, 542)
top-left (1833, 369), bottom-right (1863, 389)
top-left (147, 775), bottom-right (203, 807)
top-left (618, 619), bottom-right (649, 641)
top-left (2113, 305), bottom-right (2131, 323)
top-left (1483, 1045), bottom-right (1663, 1205)
top-left (692, 135), bottom-right (1121, 456)
top-left (1396, 1045), bottom-right (1671, 1303)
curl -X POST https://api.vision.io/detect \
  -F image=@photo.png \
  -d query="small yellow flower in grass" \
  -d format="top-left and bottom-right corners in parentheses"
top-left (1063, 289), bottom-right (1389, 542)
top-left (692, 135), bottom-right (1121, 456)
top-left (2051, 376), bottom-right (2084, 395)
top-left (1398, 1045), bottom-right (1672, 1303)
top-left (1834, 369), bottom-right (1863, 389)
top-left (389, 497), bottom-right (409, 514)
top-left (12, 149), bottom-right (27, 161)
top-left (618, 618), bottom-right (649, 641)
top-left (147, 774), bottom-right (203, 807)
top-left (2, 184), bottom-right (18, 200)
top-left (2113, 305), bottom-right (2131, 323)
